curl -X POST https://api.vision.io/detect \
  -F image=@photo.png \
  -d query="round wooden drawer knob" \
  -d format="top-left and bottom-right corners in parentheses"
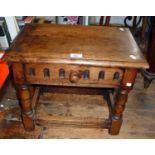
top-left (69, 71), bottom-right (82, 83)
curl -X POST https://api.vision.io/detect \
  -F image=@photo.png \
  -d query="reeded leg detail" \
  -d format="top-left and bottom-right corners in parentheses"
top-left (18, 85), bottom-right (35, 131)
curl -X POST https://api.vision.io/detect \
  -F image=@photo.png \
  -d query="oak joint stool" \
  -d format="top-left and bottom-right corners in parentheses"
top-left (4, 24), bottom-right (149, 135)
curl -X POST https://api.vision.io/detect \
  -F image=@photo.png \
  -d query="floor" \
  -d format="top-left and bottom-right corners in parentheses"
top-left (0, 73), bottom-right (155, 139)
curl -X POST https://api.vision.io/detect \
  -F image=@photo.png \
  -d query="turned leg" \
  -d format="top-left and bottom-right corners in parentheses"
top-left (109, 68), bottom-right (137, 135)
top-left (18, 85), bottom-right (35, 131)
top-left (109, 88), bottom-right (128, 135)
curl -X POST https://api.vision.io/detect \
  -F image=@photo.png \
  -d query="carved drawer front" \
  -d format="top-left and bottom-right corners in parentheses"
top-left (25, 63), bottom-right (124, 87)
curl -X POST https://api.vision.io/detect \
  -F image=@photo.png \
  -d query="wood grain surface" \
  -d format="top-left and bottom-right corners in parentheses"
top-left (4, 24), bottom-right (148, 68)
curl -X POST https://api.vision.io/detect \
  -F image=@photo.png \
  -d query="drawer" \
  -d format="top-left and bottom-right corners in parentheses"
top-left (24, 63), bottom-right (124, 88)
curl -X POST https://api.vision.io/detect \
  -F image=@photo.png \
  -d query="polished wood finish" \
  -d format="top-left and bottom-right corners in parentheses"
top-left (4, 24), bottom-right (148, 135)
top-left (24, 63), bottom-right (123, 88)
top-left (17, 85), bottom-right (34, 131)
top-left (4, 24), bottom-right (148, 68)
top-left (31, 86), bottom-right (40, 109)
top-left (12, 63), bottom-right (25, 84)
top-left (109, 69), bottom-right (138, 135)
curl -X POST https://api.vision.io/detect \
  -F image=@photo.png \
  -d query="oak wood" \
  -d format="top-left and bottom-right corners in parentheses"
top-left (3, 24), bottom-right (149, 135)
top-left (18, 85), bottom-right (35, 131)
top-left (36, 115), bottom-right (110, 129)
top-left (41, 86), bottom-right (106, 95)
top-left (24, 63), bottom-right (123, 88)
top-left (31, 87), bottom-right (40, 109)
top-left (109, 69), bottom-right (138, 135)
top-left (12, 63), bottom-right (25, 84)
top-left (1, 73), bottom-right (155, 138)
top-left (4, 24), bottom-right (148, 69)
top-left (106, 90), bottom-right (115, 114)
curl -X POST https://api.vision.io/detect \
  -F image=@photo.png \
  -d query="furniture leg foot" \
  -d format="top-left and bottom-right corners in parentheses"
top-left (22, 112), bottom-right (35, 131)
top-left (109, 116), bottom-right (122, 135)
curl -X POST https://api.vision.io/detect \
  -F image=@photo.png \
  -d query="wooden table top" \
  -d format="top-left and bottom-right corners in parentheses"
top-left (4, 24), bottom-right (149, 68)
